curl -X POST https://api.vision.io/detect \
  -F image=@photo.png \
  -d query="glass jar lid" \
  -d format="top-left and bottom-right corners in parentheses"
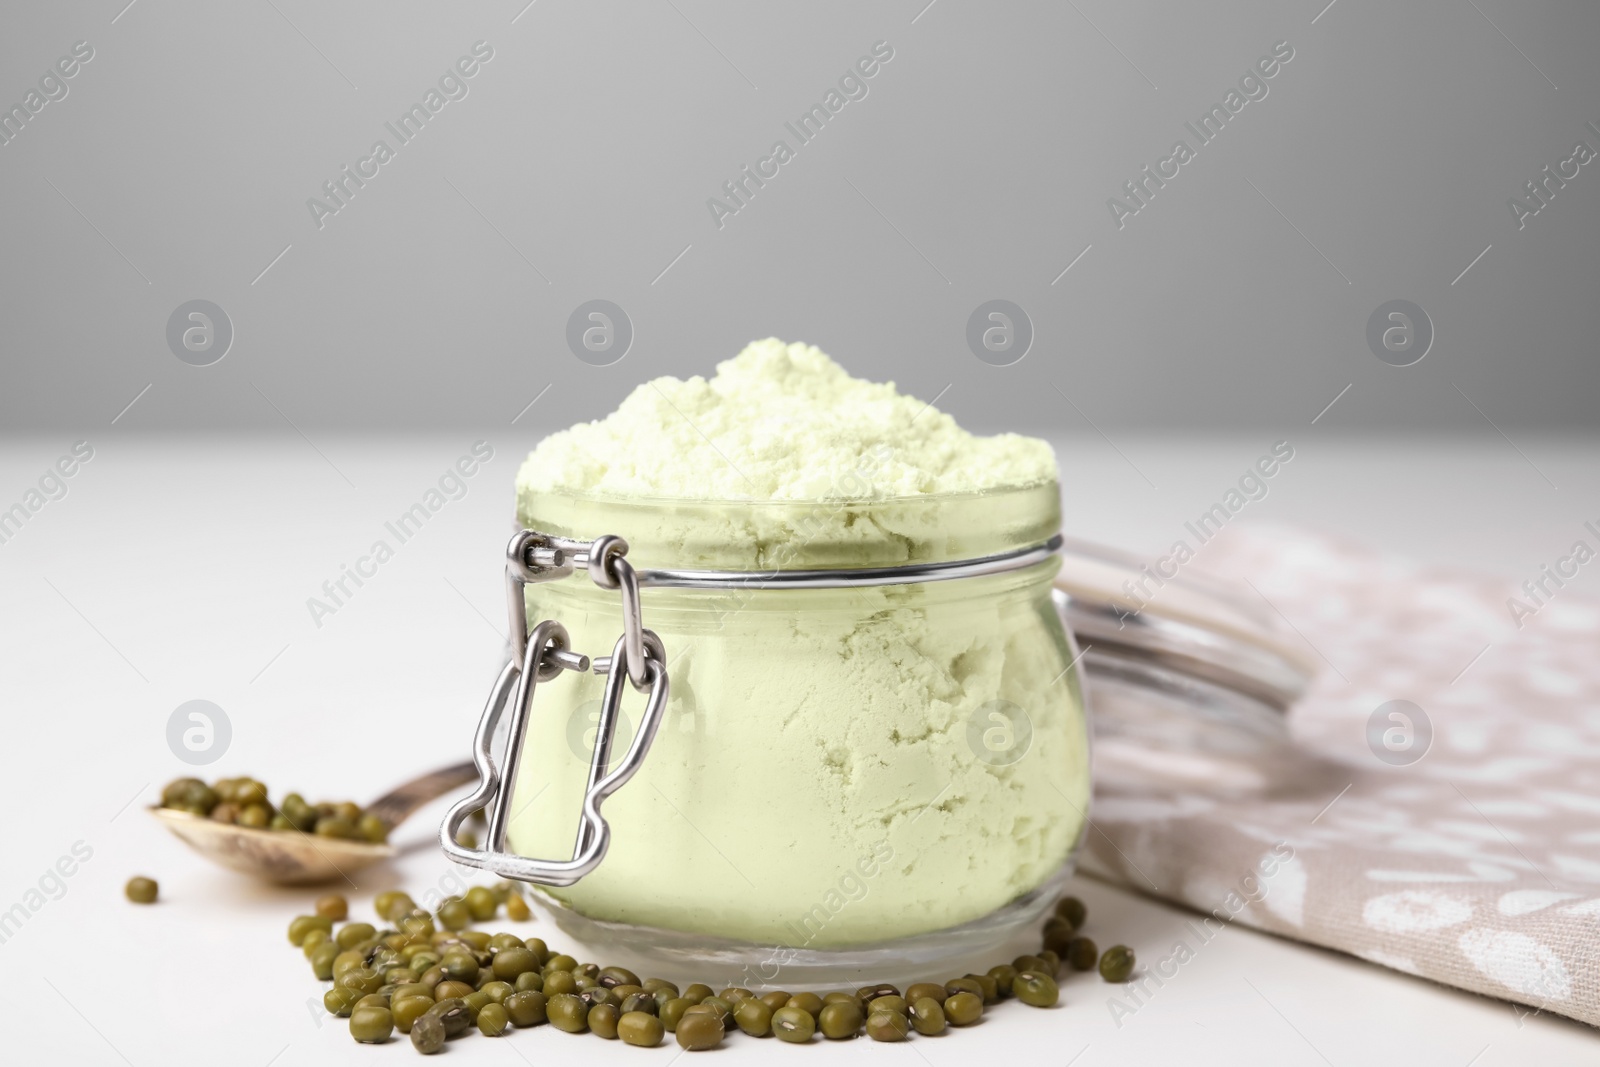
top-left (1055, 537), bottom-right (1316, 710)
top-left (1053, 537), bottom-right (1318, 794)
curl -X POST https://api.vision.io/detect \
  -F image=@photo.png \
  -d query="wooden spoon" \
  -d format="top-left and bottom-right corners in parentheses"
top-left (147, 762), bottom-right (478, 885)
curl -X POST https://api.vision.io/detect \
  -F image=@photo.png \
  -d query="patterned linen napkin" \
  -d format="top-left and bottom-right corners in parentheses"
top-left (1081, 524), bottom-right (1600, 1028)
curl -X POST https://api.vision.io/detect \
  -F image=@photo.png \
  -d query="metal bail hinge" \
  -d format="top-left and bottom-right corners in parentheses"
top-left (442, 530), bottom-right (670, 886)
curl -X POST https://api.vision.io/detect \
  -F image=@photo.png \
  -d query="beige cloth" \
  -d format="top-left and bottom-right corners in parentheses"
top-left (1083, 525), bottom-right (1600, 1028)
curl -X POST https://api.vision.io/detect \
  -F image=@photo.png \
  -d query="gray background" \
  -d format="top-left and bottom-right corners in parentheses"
top-left (1, 0), bottom-right (1597, 437)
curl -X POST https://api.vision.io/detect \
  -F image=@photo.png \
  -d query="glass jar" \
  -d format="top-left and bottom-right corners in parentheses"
top-left (445, 481), bottom-right (1090, 984)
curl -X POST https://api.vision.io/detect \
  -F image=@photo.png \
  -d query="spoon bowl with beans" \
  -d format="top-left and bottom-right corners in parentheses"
top-left (148, 763), bottom-right (477, 884)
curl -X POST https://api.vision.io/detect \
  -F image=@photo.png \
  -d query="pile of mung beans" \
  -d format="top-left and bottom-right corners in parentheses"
top-left (288, 885), bottom-right (1136, 1052)
top-left (160, 775), bottom-right (390, 843)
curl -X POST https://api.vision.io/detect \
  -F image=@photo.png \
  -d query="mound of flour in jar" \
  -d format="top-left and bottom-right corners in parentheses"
top-left (517, 338), bottom-right (1056, 501)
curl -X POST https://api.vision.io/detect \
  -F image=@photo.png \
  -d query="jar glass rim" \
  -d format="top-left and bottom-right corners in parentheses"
top-left (516, 480), bottom-right (1063, 571)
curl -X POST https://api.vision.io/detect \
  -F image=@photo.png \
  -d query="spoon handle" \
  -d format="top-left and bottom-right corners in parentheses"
top-left (366, 762), bottom-right (479, 828)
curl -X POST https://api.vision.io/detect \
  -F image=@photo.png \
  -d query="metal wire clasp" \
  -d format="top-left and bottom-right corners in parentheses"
top-left (441, 529), bottom-right (670, 886)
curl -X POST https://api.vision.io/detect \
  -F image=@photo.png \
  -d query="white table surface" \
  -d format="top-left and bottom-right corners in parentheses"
top-left (2, 432), bottom-right (1597, 1066)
